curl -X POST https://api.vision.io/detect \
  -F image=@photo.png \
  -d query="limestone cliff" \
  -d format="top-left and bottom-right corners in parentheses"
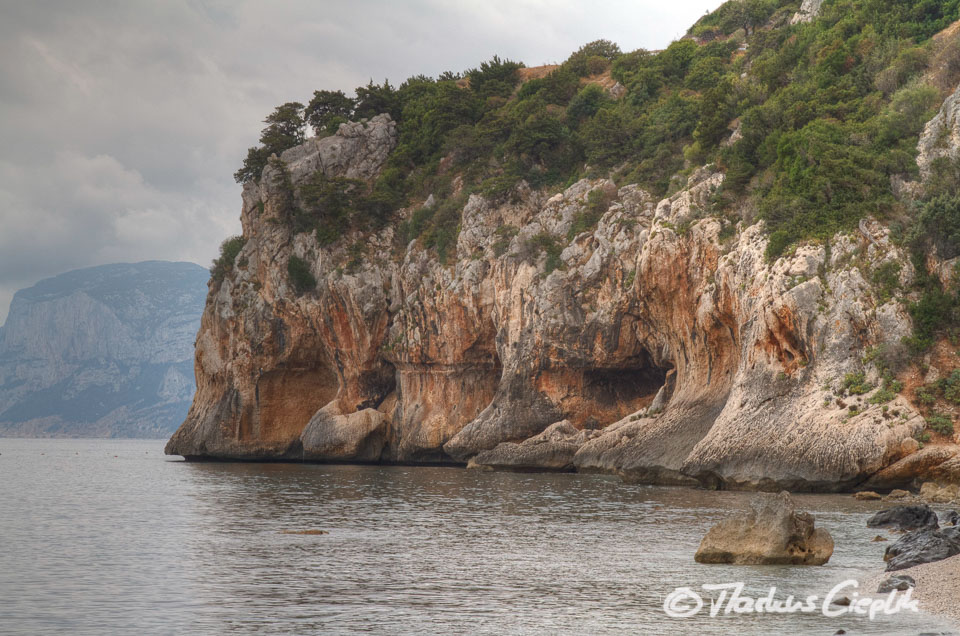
top-left (166, 108), bottom-right (960, 490)
top-left (0, 261), bottom-right (207, 438)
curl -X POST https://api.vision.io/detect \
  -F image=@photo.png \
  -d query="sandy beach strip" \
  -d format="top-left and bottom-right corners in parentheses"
top-left (864, 553), bottom-right (960, 626)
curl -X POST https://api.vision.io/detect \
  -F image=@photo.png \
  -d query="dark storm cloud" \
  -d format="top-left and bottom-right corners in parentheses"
top-left (0, 0), bottom-right (719, 322)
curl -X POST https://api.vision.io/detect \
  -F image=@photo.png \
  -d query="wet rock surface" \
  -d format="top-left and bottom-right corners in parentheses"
top-left (877, 574), bottom-right (916, 593)
top-left (883, 527), bottom-right (960, 571)
top-left (867, 505), bottom-right (940, 532)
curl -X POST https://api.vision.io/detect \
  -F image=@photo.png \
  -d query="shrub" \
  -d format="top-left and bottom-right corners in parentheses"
top-left (467, 56), bottom-right (523, 100)
top-left (492, 225), bottom-right (518, 257)
top-left (421, 197), bottom-right (463, 263)
top-left (904, 287), bottom-right (957, 353)
top-left (926, 412), bottom-right (955, 436)
top-left (234, 103), bottom-right (305, 183)
top-left (298, 171), bottom-right (364, 239)
top-left (566, 85), bottom-right (608, 125)
top-left (910, 193), bottom-right (960, 261)
top-left (401, 195), bottom-right (466, 263)
top-left (943, 369), bottom-right (960, 404)
top-left (479, 174), bottom-right (522, 203)
top-left (842, 371), bottom-right (874, 395)
top-left (872, 261), bottom-right (901, 303)
top-left (565, 40), bottom-right (621, 77)
top-left (287, 254), bottom-right (317, 294)
top-left (210, 235), bottom-right (246, 283)
top-left (523, 233), bottom-right (565, 274)
top-left (868, 371), bottom-right (902, 404)
top-left (305, 89), bottom-right (355, 135)
top-left (568, 187), bottom-right (615, 240)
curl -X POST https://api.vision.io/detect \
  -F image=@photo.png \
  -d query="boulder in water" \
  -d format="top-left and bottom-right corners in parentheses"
top-left (695, 492), bottom-right (834, 565)
top-left (866, 505), bottom-right (939, 532)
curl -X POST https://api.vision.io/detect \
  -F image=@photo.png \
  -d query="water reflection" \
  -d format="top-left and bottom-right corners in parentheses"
top-left (0, 439), bottom-right (954, 635)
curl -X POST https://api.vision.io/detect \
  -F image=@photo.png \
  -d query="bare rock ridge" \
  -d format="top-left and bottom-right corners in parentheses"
top-left (0, 261), bottom-right (208, 438)
top-left (166, 105), bottom-right (957, 491)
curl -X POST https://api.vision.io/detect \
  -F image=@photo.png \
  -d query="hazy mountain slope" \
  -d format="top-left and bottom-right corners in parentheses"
top-left (0, 261), bottom-right (208, 438)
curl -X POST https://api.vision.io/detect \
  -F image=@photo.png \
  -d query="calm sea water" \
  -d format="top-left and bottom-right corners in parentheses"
top-left (0, 438), bottom-right (955, 635)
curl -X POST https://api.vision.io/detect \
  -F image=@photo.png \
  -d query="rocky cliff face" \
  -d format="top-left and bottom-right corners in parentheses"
top-left (166, 110), bottom-right (960, 491)
top-left (0, 261), bottom-right (208, 438)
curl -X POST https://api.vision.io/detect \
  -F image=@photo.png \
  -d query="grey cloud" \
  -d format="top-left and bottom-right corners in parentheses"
top-left (0, 0), bottom-right (719, 322)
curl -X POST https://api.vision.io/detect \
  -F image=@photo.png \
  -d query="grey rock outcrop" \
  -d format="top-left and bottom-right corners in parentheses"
top-left (877, 574), bottom-right (916, 593)
top-left (0, 261), bottom-right (207, 438)
top-left (301, 404), bottom-right (387, 461)
top-left (884, 527), bottom-right (960, 571)
top-left (276, 114), bottom-right (397, 185)
top-left (917, 83), bottom-right (960, 186)
top-left (695, 492), bottom-right (834, 565)
top-left (867, 505), bottom-right (940, 532)
top-left (790, 0), bottom-right (824, 25)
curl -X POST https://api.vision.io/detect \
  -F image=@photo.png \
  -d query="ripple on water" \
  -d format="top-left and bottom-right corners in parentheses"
top-left (0, 438), bottom-right (955, 635)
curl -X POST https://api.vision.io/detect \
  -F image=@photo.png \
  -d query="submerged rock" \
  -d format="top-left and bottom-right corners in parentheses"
top-left (694, 492), bottom-right (834, 565)
top-left (866, 505), bottom-right (939, 532)
top-left (884, 527), bottom-right (960, 571)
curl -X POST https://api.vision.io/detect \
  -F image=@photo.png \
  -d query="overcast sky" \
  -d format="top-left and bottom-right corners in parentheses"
top-left (0, 0), bottom-right (721, 323)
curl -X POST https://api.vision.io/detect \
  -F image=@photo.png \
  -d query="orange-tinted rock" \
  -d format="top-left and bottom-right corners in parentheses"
top-left (166, 115), bottom-right (953, 491)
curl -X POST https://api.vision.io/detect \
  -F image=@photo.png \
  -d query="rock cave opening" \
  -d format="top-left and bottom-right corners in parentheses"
top-left (578, 355), bottom-right (673, 428)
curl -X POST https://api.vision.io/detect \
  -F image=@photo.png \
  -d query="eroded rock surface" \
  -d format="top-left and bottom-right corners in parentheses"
top-left (467, 420), bottom-right (597, 471)
top-left (694, 492), bottom-right (834, 565)
top-left (166, 110), bottom-right (953, 491)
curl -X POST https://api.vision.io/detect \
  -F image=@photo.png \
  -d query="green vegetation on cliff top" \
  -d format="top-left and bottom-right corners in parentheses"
top-left (234, 0), bottom-right (960, 263)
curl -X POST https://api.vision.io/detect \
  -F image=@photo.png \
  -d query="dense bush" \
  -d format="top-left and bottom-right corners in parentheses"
top-left (298, 172), bottom-right (364, 244)
top-left (233, 0), bottom-right (960, 265)
top-left (287, 254), bottom-right (317, 294)
top-left (466, 56), bottom-right (523, 100)
top-left (305, 90), bottom-right (354, 135)
top-left (234, 103), bottom-right (305, 183)
top-left (902, 194), bottom-right (960, 352)
top-left (210, 235), bottom-right (246, 283)
top-left (523, 233), bottom-right (565, 274)
top-left (910, 193), bottom-right (960, 260)
top-left (399, 194), bottom-right (467, 263)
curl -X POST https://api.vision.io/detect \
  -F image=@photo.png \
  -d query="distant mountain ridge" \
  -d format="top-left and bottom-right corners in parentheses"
top-left (0, 261), bottom-right (208, 438)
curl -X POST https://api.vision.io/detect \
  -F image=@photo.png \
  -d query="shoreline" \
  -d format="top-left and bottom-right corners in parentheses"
top-left (862, 554), bottom-right (960, 628)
